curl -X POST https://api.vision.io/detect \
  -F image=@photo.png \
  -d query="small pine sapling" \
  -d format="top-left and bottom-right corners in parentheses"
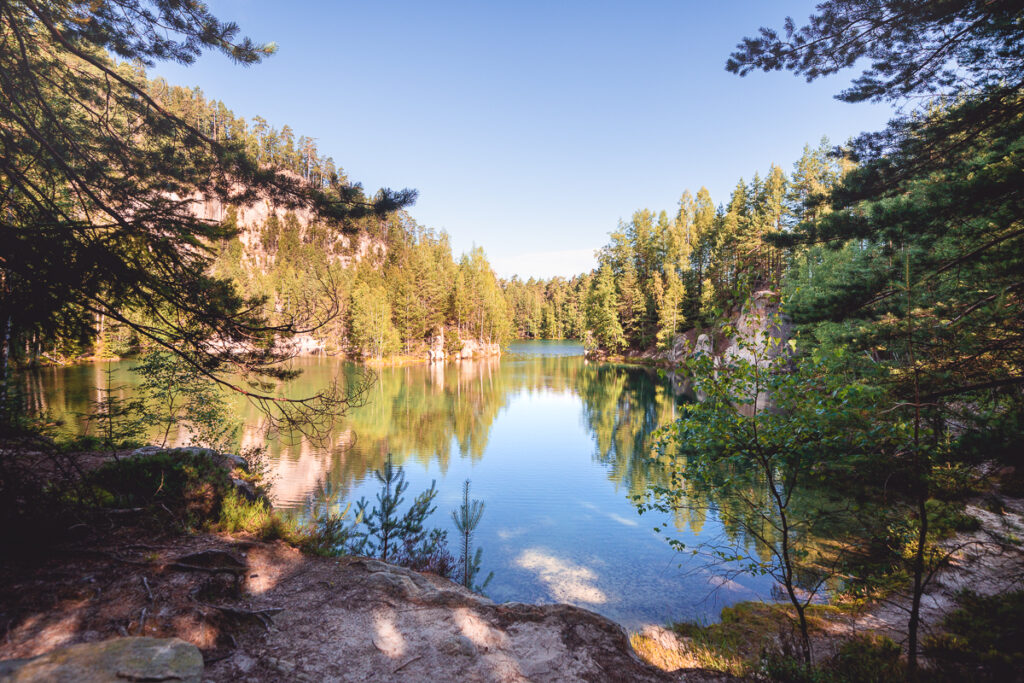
top-left (452, 479), bottom-right (493, 592)
top-left (353, 454), bottom-right (451, 574)
top-left (81, 365), bottom-right (146, 452)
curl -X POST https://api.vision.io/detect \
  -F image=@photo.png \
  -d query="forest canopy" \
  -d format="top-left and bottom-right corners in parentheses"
top-left (0, 0), bottom-right (415, 427)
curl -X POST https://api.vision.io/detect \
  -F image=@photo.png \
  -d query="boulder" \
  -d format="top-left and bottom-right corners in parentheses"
top-left (0, 637), bottom-right (203, 682)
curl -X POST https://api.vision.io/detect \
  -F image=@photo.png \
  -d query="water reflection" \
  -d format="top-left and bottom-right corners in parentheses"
top-left (514, 548), bottom-right (607, 604)
top-left (24, 341), bottom-right (777, 626)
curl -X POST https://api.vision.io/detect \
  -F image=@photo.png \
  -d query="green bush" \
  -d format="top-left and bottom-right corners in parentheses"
top-left (217, 489), bottom-right (300, 543)
top-left (294, 504), bottom-right (358, 557)
top-left (925, 498), bottom-right (982, 537)
top-left (929, 462), bottom-right (982, 501)
top-left (761, 634), bottom-right (903, 683)
top-left (87, 450), bottom-right (233, 528)
top-left (830, 635), bottom-right (903, 682)
top-left (925, 590), bottom-right (1024, 682)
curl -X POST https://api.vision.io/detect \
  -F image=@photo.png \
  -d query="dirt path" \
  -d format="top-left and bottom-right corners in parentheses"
top-left (835, 497), bottom-right (1024, 647)
top-left (0, 533), bottom-right (686, 682)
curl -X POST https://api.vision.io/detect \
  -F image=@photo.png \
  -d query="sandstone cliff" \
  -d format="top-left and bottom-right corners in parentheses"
top-left (589, 290), bottom-right (792, 368)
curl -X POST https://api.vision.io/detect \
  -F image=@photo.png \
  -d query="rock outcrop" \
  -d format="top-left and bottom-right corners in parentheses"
top-left (427, 327), bottom-right (446, 362)
top-left (206, 554), bottom-right (677, 682)
top-left (719, 290), bottom-right (792, 367)
top-left (454, 338), bottom-right (501, 360)
top-left (657, 290), bottom-right (791, 368)
top-left (0, 637), bottom-right (203, 683)
top-left (185, 182), bottom-right (387, 272)
top-left (281, 333), bottom-right (327, 356)
top-left (425, 328), bottom-right (501, 363)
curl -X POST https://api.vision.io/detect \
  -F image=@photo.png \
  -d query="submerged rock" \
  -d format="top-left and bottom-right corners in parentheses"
top-left (0, 637), bottom-right (203, 683)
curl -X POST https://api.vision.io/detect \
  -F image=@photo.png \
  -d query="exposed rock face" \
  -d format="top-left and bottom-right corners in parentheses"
top-left (185, 184), bottom-right (387, 272)
top-left (660, 290), bottom-right (792, 367)
top-left (455, 338), bottom-right (501, 360)
top-left (427, 327), bottom-right (446, 362)
top-left (0, 637), bottom-right (203, 683)
top-left (720, 290), bottom-right (792, 367)
top-left (425, 328), bottom-right (500, 362)
top-left (204, 555), bottom-right (677, 682)
top-left (281, 333), bottom-right (326, 356)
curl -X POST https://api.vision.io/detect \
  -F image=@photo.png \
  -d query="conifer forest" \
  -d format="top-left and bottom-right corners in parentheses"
top-left (1, 2), bottom-right (1022, 681)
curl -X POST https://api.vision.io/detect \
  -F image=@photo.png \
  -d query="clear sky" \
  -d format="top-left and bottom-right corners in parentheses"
top-left (150, 1), bottom-right (895, 279)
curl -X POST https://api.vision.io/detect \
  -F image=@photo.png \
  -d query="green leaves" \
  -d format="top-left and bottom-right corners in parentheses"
top-left (728, 1), bottom-right (1024, 105)
top-left (351, 455), bottom-right (453, 576)
top-left (132, 349), bottom-right (237, 450)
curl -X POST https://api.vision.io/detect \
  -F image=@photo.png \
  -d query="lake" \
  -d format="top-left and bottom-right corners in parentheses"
top-left (26, 340), bottom-right (774, 628)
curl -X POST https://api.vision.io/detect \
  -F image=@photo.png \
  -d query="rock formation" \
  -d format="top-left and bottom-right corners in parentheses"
top-left (454, 338), bottom-right (501, 360)
top-left (719, 290), bottom-right (792, 367)
top-left (0, 637), bottom-right (203, 683)
top-left (427, 327), bottom-right (446, 362)
top-left (660, 290), bottom-right (792, 368)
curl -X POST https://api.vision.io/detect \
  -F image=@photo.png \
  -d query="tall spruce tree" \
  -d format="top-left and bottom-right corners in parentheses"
top-left (586, 262), bottom-right (625, 353)
top-left (655, 268), bottom-right (685, 351)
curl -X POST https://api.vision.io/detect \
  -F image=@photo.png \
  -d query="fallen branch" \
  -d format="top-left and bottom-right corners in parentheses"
top-left (392, 654), bottom-right (423, 674)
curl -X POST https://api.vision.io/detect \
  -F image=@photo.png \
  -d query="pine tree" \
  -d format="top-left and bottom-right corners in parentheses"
top-left (616, 258), bottom-right (645, 348)
top-left (451, 479), bottom-right (494, 592)
top-left (353, 455), bottom-right (447, 569)
top-left (0, 0), bottom-right (418, 431)
top-left (656, 268), bottom-right (686, 350)
top-left (752, 164), bottom-right (787, 286)
top-left (586, 262), bottom-right (626, 352)
top-left (688, 187), bottom-right (718, 323)
top-left (732, 4), bottom-right (1024, 672)
top-left (81, 366), bottom-right (146, 451)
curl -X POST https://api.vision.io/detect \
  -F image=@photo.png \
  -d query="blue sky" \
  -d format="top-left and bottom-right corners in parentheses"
top-left (151, 1), bottom-right (895, 279)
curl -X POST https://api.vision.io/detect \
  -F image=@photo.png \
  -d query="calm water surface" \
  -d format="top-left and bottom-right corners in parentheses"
top-left (28, 341), bottom-right (774, 628)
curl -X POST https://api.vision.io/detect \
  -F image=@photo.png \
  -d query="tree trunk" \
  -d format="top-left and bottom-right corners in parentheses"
top-left (907, 485), bottom-right (928, 679)
top-left (1, 314), bottom-right (11, 426)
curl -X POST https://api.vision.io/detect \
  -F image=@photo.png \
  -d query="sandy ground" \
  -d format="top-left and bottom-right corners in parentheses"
top-left (837, 496), bottom-right (1024, 646)
top-left (0, 532), bottom-right (686, 682)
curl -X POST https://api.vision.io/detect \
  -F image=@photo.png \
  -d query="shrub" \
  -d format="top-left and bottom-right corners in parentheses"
top-left (925, 498), bottom-right (982, 536)
top-left (294, 504), bottom-right (358, 557)
top-left (925, 590), bottom-right (1024, 682)
top-left (929, 462), bottom-right (983, 501)
top-left (87, 449), bottom-right (233, 528)
top-left (830, 635), bottom-right (903, 682)
top-left (347, 456), bottom-right (455, 576)
top-left (760, 634), bottom-right (902, 683)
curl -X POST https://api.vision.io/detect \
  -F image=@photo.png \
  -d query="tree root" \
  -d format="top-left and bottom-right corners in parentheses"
top-left (190, 593), bottom-right (283, 632)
